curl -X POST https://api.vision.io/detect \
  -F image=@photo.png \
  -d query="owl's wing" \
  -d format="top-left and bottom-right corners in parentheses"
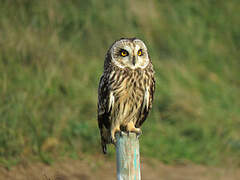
top-left (97, 74), bottom-right (112, 154)
top-left (136, 76), bottom-right (155, 128)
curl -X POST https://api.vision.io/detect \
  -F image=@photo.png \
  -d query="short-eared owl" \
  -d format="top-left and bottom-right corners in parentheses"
top-left (97, 38), bottom-right (155, 154)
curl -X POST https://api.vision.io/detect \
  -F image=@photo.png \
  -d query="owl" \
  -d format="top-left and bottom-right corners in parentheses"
top-left (97, 38), bottom-right (155, 154)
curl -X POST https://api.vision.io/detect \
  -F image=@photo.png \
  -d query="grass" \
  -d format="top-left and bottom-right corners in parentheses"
top-left (0, 0), bottom-right (240, 167)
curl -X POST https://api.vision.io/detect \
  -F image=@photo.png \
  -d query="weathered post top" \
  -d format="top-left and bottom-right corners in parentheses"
top-left (116, 132), bottom-right (141, 180)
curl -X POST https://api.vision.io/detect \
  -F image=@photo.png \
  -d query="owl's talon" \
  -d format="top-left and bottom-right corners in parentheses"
top-left (130, 128), bottom-right (142, 136)
top-left (111, 127), bottom-right (121, 144)
top-left (111, 136), bottom-right (116, 144)
top-left (119, 131), bottom-right (124, 137)
top-left (115, 130), bottom-right (121, 137)
top-left (116, 131), bottom-right (123, 137)
top-left (126, 121), bottom-right (142, 137)
top-left (136, 129), bottom-right (142, 138)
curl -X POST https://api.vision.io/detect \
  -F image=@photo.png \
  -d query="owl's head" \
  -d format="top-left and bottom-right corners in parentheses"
top-left (107, 38), bottom-right (150, 69)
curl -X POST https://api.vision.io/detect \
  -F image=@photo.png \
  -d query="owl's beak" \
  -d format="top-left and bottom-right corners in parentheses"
top-left (132, 56), bottom-right (136, 66)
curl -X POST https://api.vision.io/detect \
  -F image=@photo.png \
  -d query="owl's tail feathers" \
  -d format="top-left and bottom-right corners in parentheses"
top-left (101, 141), bottom-right (107, 154)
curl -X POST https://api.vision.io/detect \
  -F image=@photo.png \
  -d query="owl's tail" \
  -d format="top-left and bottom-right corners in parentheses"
top-left (99, 125), bottom-right (109, 154)
top-left (101, 141), bottom-right (107, 154)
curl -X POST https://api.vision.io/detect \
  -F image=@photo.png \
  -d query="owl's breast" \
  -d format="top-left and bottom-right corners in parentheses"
top-left (110, 69), bottom-right (149, 125)
top-left (114, 70), bottom-right (146, 99)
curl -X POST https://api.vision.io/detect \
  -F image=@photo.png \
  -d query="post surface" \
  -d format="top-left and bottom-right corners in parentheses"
top-left (116, 132), bottom-right (141, 180)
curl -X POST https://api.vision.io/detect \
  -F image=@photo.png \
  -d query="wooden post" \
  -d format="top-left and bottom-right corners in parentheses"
top-left (116, 132), bottom-right (141, 180)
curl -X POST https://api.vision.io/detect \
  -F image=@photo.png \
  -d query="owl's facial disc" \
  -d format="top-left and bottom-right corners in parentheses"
top-left (111, 39), bottom-right (149, 69)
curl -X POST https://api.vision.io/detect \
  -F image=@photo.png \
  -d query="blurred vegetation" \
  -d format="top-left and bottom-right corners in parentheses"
top-left (0, 0), bottom-right (240, 167)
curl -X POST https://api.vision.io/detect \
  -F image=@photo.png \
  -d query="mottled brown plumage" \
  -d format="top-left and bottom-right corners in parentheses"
top-left (98, 38), bottom-right (155, 154)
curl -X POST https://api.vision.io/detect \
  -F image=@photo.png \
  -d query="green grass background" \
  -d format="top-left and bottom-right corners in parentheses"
top-left (0, 0), bottom-right (240, 167)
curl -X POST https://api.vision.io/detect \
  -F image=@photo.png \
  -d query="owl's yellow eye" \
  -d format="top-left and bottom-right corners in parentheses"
top-left (120, 49), bottom-right (128, 57)
top-left (121, 51), bottom-right (127, 56)
top-left (138, 49), bottom-right (143, 56)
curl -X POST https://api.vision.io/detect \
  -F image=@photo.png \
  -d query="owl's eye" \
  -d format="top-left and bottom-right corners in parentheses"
top-left (138, 49), bottom-right (143, 56)
top-left (120, 49), bottom-right (129, 57)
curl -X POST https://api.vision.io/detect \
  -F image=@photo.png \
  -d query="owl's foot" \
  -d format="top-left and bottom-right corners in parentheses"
top-left (126, 122), bottom-right (142, 137)
top-left (110, 126), bottom-right (121, 144)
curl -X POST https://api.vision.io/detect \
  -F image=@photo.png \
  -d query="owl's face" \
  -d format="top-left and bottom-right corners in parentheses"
top-left (110, 38), bottom-right (150, 69)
